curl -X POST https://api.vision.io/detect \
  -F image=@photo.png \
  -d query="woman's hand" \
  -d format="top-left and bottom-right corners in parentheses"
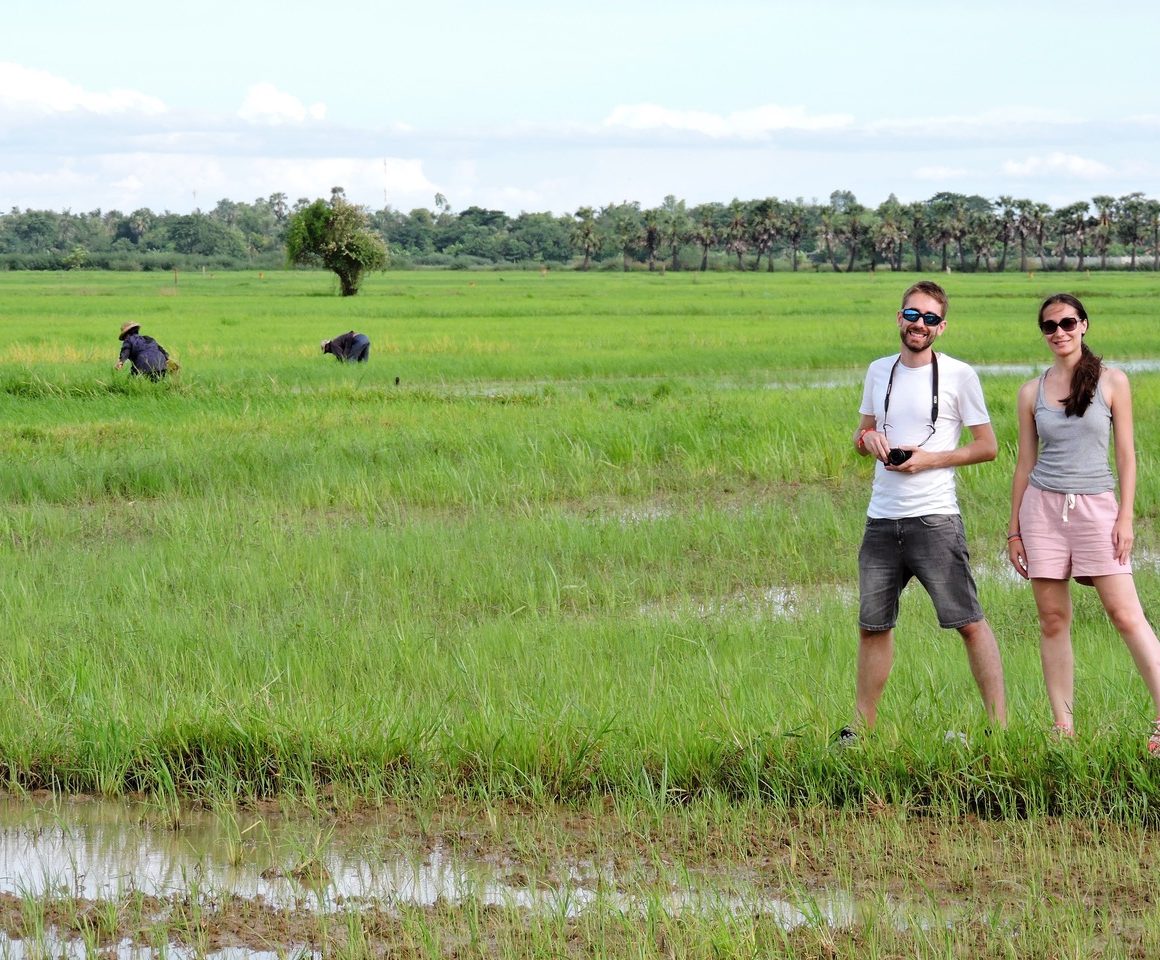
top-left (1008, 536), bottom-right (1028, 580)
top-left (1112, 516), bottom-right (1135, 566)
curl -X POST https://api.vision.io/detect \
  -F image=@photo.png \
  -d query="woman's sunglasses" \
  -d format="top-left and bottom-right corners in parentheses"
top-left (1038, 317), bottom-right (1081, 334)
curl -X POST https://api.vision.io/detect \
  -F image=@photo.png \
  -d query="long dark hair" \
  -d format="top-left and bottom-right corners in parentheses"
top-left (1039, 293), bottom-right (1102, 417)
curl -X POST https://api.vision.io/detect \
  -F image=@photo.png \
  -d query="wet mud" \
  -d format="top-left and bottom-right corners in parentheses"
top-left (0, 793), bottom-right (1155, 956)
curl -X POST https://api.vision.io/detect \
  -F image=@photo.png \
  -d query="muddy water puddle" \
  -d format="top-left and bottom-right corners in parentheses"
top-left (0, 795), bottom-right (868, 956)
top-left (0, 798), bottom-right (848, 915)
top-left (440, 360), bottom-right (1160, 401)
top-left (0, 797), bottom-right (1149, 956)
top-left (0, 934), bottom-right (288, 959)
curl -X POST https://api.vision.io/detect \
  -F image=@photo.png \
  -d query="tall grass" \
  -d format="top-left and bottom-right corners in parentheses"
top-left (2, 270), bottom-right (1160, 815)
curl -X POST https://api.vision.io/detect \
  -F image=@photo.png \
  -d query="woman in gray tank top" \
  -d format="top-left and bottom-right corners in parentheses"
top-left (1008, 293), bottom-right (1160, 754)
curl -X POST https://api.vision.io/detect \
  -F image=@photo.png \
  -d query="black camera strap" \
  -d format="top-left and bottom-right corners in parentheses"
top-left (883, 351), bottom-right (939, 427)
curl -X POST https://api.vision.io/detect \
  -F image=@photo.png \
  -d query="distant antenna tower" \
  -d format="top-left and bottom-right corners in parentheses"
top-left (383, 159), bottom-right (388, 208)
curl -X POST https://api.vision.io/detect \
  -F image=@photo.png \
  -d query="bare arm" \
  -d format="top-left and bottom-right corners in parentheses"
top-left (1107, 368), bottom-right (1137, 564)
top-left (1007, 379), bottom-right (1040, 578)
top-left (852, 413), bottom-right (880, 458)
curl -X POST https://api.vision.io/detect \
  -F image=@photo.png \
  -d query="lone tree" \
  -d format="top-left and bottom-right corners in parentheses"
top-left (285, 195), bottom-right (388, 295)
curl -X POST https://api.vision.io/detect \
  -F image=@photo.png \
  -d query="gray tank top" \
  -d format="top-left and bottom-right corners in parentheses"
top-left (1028, 370), bottom-right (1115, 494)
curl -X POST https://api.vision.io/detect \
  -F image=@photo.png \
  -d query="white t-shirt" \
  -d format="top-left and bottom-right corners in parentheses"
top-left (859, 352), bottom-right (991, 519)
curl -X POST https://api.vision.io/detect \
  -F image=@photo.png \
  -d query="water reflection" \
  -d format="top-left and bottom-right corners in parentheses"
top-left (0, 934), bottom-right (304, 960)
top-left (422, 358), bottom-right (1160, 401)
top-left (0, 797), bottom-right (851, 924)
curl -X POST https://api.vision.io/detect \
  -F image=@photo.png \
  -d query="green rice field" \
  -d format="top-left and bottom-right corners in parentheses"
top-left (3, 268), bottom-right (1160, 956)
top-left (4, 268), bottom-right (1160, 807)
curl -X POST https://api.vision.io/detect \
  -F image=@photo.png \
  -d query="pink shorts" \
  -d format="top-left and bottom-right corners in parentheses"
top-left (1018, 486), bottom-right (1130, 584)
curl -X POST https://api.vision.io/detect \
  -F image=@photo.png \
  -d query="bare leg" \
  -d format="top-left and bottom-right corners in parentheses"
top-left (1031, 578), bottom-right (1074, 731)
top-left (1091, 574), bottom-right (1160, 719)
top-left (957, 619), bottom-right (1008, 727)
top-left (856, 628), bottom-right (894, 729)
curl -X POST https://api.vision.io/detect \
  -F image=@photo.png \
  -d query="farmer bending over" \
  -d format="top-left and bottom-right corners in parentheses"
top-left (321, 330), bottom-right (371, 363)
top-left (116, 322), bottom-right (170, 380)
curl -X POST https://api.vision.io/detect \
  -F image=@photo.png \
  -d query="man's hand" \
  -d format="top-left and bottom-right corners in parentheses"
top-left (884, 447), bottom-right (929, 472)
top-left (859, 429), bottom-right (890, 461)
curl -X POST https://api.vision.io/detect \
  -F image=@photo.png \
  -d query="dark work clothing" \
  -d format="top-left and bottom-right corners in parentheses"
top-left (325, 331), bottom-right (371, 362)
top-left (119, 333), bottom-right (168, 379)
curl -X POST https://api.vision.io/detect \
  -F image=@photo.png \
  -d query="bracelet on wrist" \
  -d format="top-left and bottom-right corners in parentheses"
top-left (1006, 533), bottom-right (1022, 542)
top-left (856, 429), bottom-right (870, 450)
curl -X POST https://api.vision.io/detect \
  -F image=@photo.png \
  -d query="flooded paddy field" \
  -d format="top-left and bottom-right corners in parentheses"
top-left (0, 793), bottom-right (1157, 957)
top-left (6, 272), bottom-right (1160, 956)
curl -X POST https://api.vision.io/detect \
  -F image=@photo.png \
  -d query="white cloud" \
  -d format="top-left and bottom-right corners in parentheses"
top-left (1002, 152), bottom-right (1112, 179)
top-left (0, 62), bottom-right (165, 116)
top-left (871, 107), bottom-right (1078, 135)
top-left (489, 185), bottom-right (549, 210)
top-left (0, 152), bottom-right (439, 214)
top-left (110, 174), bottom-right (146, 196)
top-left (237, 83), bottom-right (326, 125)
top-left (189, 156), bottom-right (435, 208)
top-left (914, 165), bottom-right (970, 180)
top-left (603, 103), bottom-right (853, 139)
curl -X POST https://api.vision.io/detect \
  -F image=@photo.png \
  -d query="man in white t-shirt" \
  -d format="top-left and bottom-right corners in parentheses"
top-left (841, 280), bottom-right (1007, 741)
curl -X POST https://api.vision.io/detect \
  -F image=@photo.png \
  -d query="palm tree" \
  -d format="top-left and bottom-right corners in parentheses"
top-left (994, 196), bottom-right (1017, 272)
top-left (661, 195), bottom-right (689, 271)
top-left (1065, 202), bottom-right (1090, 271)
top-left (1014, 199), bottom-right (1036, 273)
top-left (839, 201), bottom-right (869, 272)
top-left (781, 201), bottom-right (807, 272)
top-left (688, 204), bottom-right (720, 272)
top-left (749, 199), bottom-right (781, 271)
top-left (1051, 203), bottom-right (1088, 271)
top-left (925, 193), bottom-right (969, 271)
top-left (949, 201), bottom-right (970, 271)
top-left (642, 208), bottom-right (663, 272)
top-left (1030, 202), bottom-right (1052, 269)
top-left (611, 203), bottom-right (642, 272)
top-left (1146, 199), bottom-right (1160, 271)
top-left (968, 209), bottom-right (998, 272)
top-left (873, 217), bottom-right (905, 272)
top-left (930, 209), bottom-right (955, 273)
top-left (1075, 210), bottom-right (1092, 272)
top-left (904, 202), bottom-right (926, 272)
top-left (724, 201), bottom-right (749, 270)
top-left (816, 206), bottom-right (842, 272)
top-left (127, 208), bottom-right (155, 245)
top-left (873, 197), bottom-right (906, 272)
top-left (571, 207), bottom-right (600, 271)
top-left (1117, 192), bottom-right (1147, 270)
top-left (1091, 195), bottom-right (1116, 270)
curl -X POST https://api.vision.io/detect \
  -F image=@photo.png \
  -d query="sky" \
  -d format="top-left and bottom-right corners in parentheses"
top-left (3, 0), bottom-right (1160, 218)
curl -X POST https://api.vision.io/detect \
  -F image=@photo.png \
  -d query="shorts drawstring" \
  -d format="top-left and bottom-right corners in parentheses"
top-left (1062, 493), bottom-right (1076, 523)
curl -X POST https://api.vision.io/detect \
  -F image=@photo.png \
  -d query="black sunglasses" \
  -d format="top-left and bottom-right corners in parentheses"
top-left (900, 308), bottom-right (943, 326)
top-left (1039, 317), bottom-right (1081, 334)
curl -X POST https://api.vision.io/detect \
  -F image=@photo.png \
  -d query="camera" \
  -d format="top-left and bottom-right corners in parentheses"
top-left (886, 448), bottom-right (912, 466)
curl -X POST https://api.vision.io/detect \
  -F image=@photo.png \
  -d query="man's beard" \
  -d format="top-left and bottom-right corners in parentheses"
top-left (900, 328), bottom-right (933, 353)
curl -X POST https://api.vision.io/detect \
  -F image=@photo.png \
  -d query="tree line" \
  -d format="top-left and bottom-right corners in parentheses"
top-left (2, 187), bottom-right (1159, 274)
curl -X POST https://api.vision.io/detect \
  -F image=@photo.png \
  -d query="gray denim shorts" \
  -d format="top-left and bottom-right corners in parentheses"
top-left (858, 515), bottom-right (985, 631)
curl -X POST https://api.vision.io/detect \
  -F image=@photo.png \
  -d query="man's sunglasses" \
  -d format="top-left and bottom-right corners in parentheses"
top-left (1039, 317), bottom-right (1081, 334)
top-left (900, 308), bottom-right (943, 326)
